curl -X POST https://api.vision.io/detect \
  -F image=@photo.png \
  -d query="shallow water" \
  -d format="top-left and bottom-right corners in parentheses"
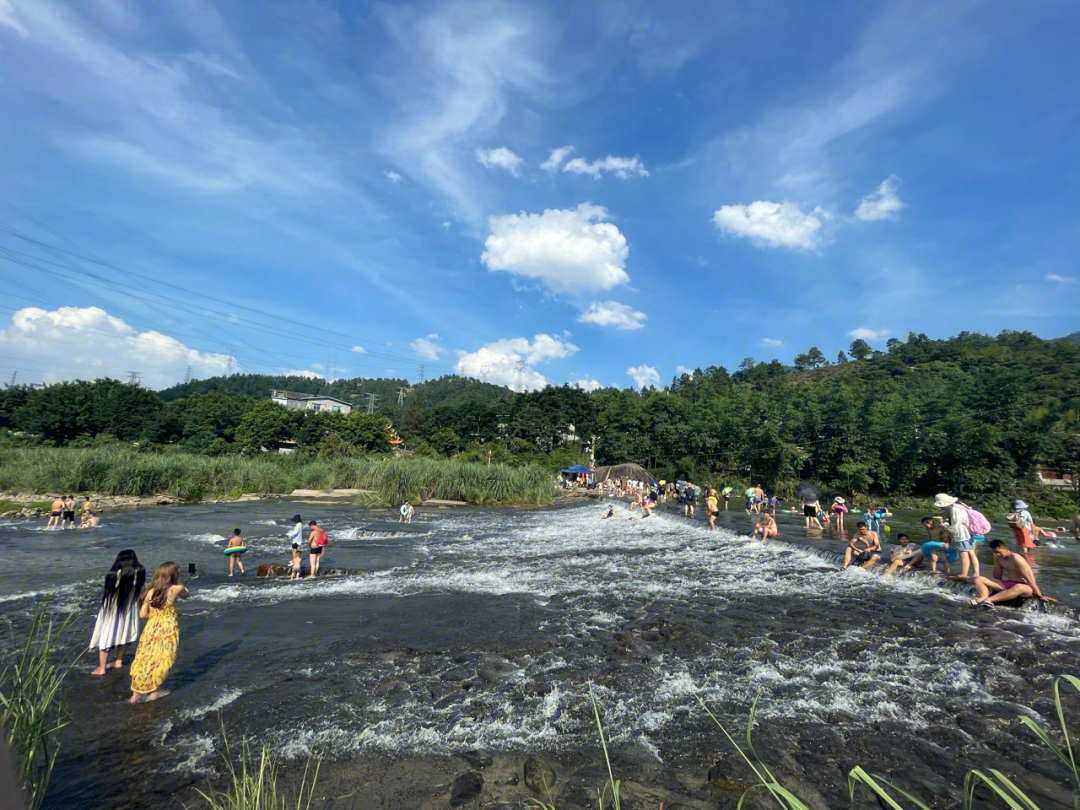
top-left (2, 499), bottom-right (1079, 809)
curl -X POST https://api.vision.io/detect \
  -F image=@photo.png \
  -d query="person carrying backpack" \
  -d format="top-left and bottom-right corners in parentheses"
top-left (307, 520), bottom-right (328, 579)
top-left (934, 494), bottom-right (988, 579)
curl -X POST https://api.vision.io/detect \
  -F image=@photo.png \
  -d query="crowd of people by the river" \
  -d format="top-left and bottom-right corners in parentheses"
top-left (605, 477), bottom-right (1080, 611)
top-left (45, 494), bottom-right (98, 529)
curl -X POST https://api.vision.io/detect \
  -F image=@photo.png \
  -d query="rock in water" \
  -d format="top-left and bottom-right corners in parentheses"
top-left (449, 772), bottom-right (483, 806)
top-left (524, 755), bottom-right (557, 794)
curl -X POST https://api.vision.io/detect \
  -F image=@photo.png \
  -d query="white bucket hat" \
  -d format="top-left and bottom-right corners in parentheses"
top-left (1012, 499), bottom-right (1028, 510)
top-left (933, 493), bottom-right (958, 508)
top-left (833, 497), bottom-right (845, 504)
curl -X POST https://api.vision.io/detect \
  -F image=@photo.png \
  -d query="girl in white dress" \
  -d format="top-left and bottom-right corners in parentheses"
top-left (90, 550), bottom-right (145, 675)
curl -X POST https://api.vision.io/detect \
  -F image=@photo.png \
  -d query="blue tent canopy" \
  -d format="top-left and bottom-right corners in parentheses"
top-left (561, 465), bottom-right (595, 474)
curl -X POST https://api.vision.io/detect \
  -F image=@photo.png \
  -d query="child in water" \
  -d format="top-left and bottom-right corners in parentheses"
top-left (290, 543), bottom-right (302, 579)
top-left (226, 528), bottom-right (246, 577)
top-left (599, 504), bottom-right (615, 519)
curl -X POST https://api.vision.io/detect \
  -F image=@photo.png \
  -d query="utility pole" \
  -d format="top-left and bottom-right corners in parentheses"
top-left (126, 371), bottom-right (141, 386)
top-left (364, 393), bottom-right (380, 414)
top-left (418, 363), bottom-right (425, 384)
top-left (183, 365), bottom-right (192, 385)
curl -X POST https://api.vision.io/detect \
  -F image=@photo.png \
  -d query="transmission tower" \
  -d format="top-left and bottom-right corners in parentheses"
top-left (225, 350), bottom-right (234, 377)
top-left (328, 354), bottom-right (336, 382)
top-left (418, 363), bottom-right (425, 384)
top-left (126, 371), bottom-right (141, 386)
top-left (396, 386), bottom-right (409, 407)
top-left (183, 365), bottom-right (192, 385)
top-left (513, 363), bottom-right (525, 393)
top-left (364, 393), bottom-right (380, 414)
top-left (8, 371), bottom-right (15, 387)
top-left (480, 364), bottom-right (490, 382)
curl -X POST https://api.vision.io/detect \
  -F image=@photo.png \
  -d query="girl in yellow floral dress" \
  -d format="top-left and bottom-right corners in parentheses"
top-left (129, 562), bottom-right (188, 704)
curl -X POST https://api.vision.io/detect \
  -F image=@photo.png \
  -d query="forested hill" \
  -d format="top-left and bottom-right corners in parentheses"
top-left (158, 373), bottom-right (515, 411)
top-left (1, 330), bottom-right (1078, 505)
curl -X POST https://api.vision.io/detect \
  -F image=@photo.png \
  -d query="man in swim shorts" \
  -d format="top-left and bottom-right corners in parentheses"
top-left (752, 510), bottom-right (778, 543)
top-left (970, 539), bottom-right (1044, 607)
top-left (921, 516), bottom-right (953, 574)
top-left (62, 495), bottom-right (76, 530)
top-left (884, 533), bottom-right (922, 575)
top-left (840, 521), bottom-right (882, 570)
top-left (47, 496), bottom-right (63, 530)
top-left (683, 483), bottom-right (696, 517)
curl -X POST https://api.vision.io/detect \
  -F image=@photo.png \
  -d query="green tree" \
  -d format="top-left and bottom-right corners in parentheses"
top-left (234, 401), bottom-right (290, 452)
top-left (848, 339), bottom-right (873, 361)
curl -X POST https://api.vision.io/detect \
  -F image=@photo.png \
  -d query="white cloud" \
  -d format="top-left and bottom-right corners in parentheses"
top-left (454, 334), bottom-right (578, 390)
top-left (855, 175), bottom-right (903, 221)
top-left (475, 147), bottom-right (524, 176)
top-left (351, 345), bottom-right (367, 354)
top-left (384, 170), bottom-right (403, 183)
top-left (284, 369), bottom-right (322, 379)
top-left (0, 306), bottom-right (233, 389)
top-left (627, 364), bottom-right (660, 388)
top-left (1047, 274), bottom-right (1076, 284)
top-left (577, 301), bottom-right (646, 330)
top-left (541, 145), bottom-right (574, 172)
top-left (762, 338), bottom-right (784, 347)
top-left (410, 335), bottom-right (446, 360)
top-left (0, 0), bottom-right (28, 36)
top-left (574, 378), bottom-right (602, 391)
top-left (848, 327), bottom-right (890, 341)
top-left (712, 201), bottom-right (825, 249)
top-left (675, 366), bottom-right (694, 376)
top-left (482, 203), bottom-right (630, 294)
top-left (563, 155), bottom-right (648, 180)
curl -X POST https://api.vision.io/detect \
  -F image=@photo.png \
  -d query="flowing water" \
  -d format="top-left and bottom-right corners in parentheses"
top-left (2, 499), bottom-right (1079, 809)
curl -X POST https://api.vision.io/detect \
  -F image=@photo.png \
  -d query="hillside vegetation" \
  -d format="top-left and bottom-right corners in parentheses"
top-left (1, 331), bottom-right (1077, 512)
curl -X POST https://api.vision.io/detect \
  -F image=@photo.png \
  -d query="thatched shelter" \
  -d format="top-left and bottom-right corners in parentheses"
top-left (593, 463), bottom-right (654, 483)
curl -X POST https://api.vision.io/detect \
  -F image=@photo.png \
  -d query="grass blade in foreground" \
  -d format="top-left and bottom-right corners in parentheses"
top-left (588, 683), bottom-right (621, 810)
top-left (847, 766), bottom-right (932, 810)
top-left (963, 769), bottom-right (1041, 810)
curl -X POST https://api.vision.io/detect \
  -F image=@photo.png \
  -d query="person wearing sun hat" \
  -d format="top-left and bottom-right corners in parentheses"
top-left (1006, 499), bottom-right (1038, 554)
top-left (831, 496), bottom-right (849, 530)
top-left (933, 494), bottom-right (980, 579)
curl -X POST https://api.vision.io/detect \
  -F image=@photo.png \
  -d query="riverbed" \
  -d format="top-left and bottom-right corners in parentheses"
top-left (2, 500), bottom-right (1079, 809)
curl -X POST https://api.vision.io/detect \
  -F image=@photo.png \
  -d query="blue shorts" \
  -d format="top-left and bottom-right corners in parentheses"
top-left (954, 537), bottom-right (975, 552)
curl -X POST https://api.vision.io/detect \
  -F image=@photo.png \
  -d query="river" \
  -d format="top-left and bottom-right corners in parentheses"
top-left (2, 499), bottom-right (1078, 809)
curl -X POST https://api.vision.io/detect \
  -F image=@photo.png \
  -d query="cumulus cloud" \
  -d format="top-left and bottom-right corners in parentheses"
top-left (475, 146), bottom-right (524, 176)
top-left (454, 334), bottom-right (578, 390)
top-left (1047, 274), bottom-right (1076, 283)
top-left (574, 378), bottom-right (603, 391)
top-left (541, 145), bottom-right (574, 172)
top-left (482, 203), bottom-right (630, 293)
top-left (713, 201), bottom-right (825, 249)
top-left (855, 175), bottom-right (903, 221)
top-left (762, 338), bottom-right (784, 347)
top-left (849, 327), bottom-right (890, 341)
top-left (410, 334), bottom-right (446, 360)
top-left (284, 369), bottom-right (322, 379)
top-left (0, 306), bottom-right (233, 389)
top-left (351, 345), bottom-right (367, 353)
top-left (384, 170), bottom-right (403, 183)
top-left (577, 301), bottom-right (646, 330)
top-left (627, 364), bottom-right (660, 388)
top-left (563, 155), bottom-right (648, 180)
top-left (675, 366), bottom-right (695, 376)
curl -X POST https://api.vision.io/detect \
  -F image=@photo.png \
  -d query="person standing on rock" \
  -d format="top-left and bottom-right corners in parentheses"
top-left (934, 494), bottom-right (980, 579)
top-left (47, 496), bottom-right (63, 530)
top-left (285, 514), bottom-right (303, 548)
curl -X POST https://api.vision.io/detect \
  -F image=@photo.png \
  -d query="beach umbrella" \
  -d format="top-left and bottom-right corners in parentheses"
top-left (796, 482), bottom-right (820, 499)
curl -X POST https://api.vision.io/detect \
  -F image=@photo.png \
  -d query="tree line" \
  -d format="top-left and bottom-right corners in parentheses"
top-left (1, 330), bottom-right (1077, 505)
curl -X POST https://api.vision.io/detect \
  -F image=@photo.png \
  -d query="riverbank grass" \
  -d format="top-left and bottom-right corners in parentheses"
top-left (0, 614), bottom-right (76, 810)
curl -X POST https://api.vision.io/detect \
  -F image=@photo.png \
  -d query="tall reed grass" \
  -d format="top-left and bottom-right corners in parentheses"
top-left (0, 447), bottom-right (557, 507)
top-left (0, 615), bottom-right (76, 810)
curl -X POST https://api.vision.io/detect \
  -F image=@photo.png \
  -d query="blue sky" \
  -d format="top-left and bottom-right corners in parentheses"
top-left (0, 0), bottom-right (1078, 390)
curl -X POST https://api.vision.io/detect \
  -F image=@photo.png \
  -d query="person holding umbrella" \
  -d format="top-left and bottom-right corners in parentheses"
top-left (798, 483), bottom-right (823, 530)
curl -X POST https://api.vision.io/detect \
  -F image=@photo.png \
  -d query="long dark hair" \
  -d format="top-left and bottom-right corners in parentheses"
top-left (101, 550), bottom-right (145, 614)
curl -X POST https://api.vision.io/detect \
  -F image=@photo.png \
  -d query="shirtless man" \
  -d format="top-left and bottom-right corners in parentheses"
top-left (971, 539), bottom-right (1045, 607)
top-left (62, 495), bottom-right (76, 530)
top-left (884, 533), bottom-right (922, 575)
top-left (752, 510), bottom-right (778, 543)
top-left (922, 516), bottom-right (953, 575)
top-left (752, 484), bottom-right (765, 514)
top-left (1072, 512), bottom-right (1080, 542)
top-left (630, 498), bottom-right (653, 521)
top-left (840, 521), bottom-right (882, 570)
top-left (80, 496), bottom-right (99, 528)
top-left (47, 496), bottom-right (64, 529)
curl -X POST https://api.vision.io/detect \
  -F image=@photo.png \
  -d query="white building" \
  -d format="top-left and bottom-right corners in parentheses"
top-left (270, 390), bottom-right (353, 415)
